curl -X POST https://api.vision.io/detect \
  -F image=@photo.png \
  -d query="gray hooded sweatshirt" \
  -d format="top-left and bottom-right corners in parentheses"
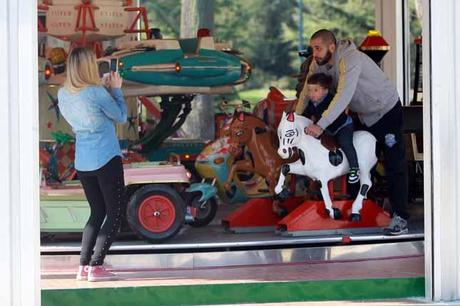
top-left (296, 39), bottom-right (400, 128)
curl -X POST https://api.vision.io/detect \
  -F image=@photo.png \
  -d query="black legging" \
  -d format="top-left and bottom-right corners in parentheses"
top-left (77, 156), bottom-right (125, 266)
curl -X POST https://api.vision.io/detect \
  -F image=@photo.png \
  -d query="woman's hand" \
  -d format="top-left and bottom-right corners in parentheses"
top-left (109, 71), bottom-right (123, 88)
top-left (101, 73), bottom-right (111, 87)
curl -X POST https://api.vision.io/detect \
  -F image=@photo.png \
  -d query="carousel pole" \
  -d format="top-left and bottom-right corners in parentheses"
top-left (0, 0), bottom-right (41, 305)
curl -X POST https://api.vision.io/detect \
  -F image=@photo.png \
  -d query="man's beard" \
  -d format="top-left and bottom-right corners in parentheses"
top-left (315, 50), bottom-right (332, 66)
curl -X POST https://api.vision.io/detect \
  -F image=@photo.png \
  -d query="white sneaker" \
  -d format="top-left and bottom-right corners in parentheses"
top-left (76, 265), bottom-right (88, 281)
top-left (384, 215), bottom-right (408, 236)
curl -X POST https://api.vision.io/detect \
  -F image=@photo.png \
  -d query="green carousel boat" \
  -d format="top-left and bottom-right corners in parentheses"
top-left (98, 35), bottom-right (251, 97)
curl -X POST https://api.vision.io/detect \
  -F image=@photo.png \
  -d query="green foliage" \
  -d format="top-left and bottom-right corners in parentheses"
top-left (142, 0), bottom-right (181, 37)
top-left (141, 0), bottom-right (376, 91)
top-left (301, 0), bottom-right (374, 45)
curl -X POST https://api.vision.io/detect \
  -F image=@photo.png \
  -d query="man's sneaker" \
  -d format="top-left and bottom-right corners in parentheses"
top-left (88, 266), bottom-right (118, 282)
top-left (76, 265), bottom-right (89, 281)
top-left (383, 215), bottom-right (408, 236)
top-left (347, 167), bottom-right (360, 184)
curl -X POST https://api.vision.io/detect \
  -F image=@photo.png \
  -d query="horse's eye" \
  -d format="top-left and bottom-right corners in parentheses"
top-left (285, 130), bottom-right (295, 137)
top-left (236, 130), bottom-right (244, 137)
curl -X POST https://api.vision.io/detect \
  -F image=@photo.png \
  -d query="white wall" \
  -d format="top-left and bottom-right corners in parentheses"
top-left (374, 0), bottom-right (407, 103)
top-left (0, 0), bottom-right (41, 305)
top-left (424, 0), bottom-right (460, 302)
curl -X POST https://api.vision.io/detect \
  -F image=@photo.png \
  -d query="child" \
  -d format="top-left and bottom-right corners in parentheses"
top-left (302, 73), bottom-right (360, 183)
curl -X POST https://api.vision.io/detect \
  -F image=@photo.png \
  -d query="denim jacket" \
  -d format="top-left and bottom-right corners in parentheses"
top-left (58, 86), bottom-right (127, 171)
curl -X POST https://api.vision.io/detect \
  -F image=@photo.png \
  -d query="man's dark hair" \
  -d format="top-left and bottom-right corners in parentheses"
top-left (310, 29), bottom-right (337, 45)
top-left (307, 73), bottom-right (333, 90)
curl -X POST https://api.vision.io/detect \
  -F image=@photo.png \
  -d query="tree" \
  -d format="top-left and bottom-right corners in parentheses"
top-left (301, 0), bottom-right (374, 44)
top-left (179, 0), bottom-right (215, 140)
top-left (143, 0), bottom-right (181, 37)
top-left (213, 0), bottom-right (297, 88)
top-left (142, 0), bottom-right (376, 92)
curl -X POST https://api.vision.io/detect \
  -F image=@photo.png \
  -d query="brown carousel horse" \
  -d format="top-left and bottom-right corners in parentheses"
top-left (224, 111), bottom-right (296, 215)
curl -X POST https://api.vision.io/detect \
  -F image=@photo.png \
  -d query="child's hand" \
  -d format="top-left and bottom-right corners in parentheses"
top-left (110, 71), bottom-right (123, 88)
top-left (305, 124), bottom-right (323, 138)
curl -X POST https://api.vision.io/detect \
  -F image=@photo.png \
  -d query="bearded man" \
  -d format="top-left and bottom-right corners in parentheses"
top-left (295, 29), bottom-right (409, 235)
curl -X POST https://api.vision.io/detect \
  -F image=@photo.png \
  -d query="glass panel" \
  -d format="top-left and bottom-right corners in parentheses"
top-left (409, 0), bottom-right (423, 104)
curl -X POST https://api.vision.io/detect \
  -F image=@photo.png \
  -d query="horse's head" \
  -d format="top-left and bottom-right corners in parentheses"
top-left (228, 111), bottom-right (251, 147)
top-left (277, 111), bottom-right (311, 159)
top-left (228, 111), bottom-right (265, 147)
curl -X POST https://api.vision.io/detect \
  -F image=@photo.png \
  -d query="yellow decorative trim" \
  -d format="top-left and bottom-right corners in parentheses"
top-left (360, 46), bottom-right (390, 51)
top-left (367, 29), bottom-right (381, 37)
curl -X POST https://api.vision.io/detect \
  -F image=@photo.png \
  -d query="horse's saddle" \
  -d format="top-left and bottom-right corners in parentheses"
top-left (320, 134), bottom-right (343, 166)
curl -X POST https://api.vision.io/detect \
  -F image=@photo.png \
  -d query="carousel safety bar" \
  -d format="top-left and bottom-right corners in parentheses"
top-left (41, 233), bottom-right (424, 253)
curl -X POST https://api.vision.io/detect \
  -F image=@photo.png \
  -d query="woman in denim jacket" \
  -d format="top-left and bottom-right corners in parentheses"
top-left (58, 47), bottom-right (127, 282)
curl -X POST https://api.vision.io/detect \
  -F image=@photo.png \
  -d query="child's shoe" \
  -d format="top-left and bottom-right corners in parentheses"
top-left (88, 265), bottom-right (118, 282)
top-left (347, 167), bottom-right (360, 184)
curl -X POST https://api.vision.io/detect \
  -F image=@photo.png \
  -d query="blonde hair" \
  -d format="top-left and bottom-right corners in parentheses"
top-left (64, 47), bottom-right (101, 92)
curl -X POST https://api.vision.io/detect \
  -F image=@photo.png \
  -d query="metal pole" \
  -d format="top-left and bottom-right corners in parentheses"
top-left (298, 0), bottom-right (304, 65)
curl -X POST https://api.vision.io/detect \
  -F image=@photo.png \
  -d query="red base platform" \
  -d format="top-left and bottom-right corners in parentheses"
top-left (278, 199), bottom-right (391, 237)
top-left (222, 197), bottom-right (304, 233)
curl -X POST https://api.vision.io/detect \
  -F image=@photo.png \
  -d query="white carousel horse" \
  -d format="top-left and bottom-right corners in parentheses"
top-left (274, 111), bottom-right (377, 221)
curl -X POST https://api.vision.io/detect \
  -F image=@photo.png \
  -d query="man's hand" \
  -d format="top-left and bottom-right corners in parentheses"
top-left (305, 124), bottom-right (323, 138)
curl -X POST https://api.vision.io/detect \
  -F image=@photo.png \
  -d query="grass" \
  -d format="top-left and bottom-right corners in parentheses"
top-left (237, 88), bottom-right (297, 103)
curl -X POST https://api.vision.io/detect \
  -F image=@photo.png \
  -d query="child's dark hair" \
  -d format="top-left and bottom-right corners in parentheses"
top-left (307, 73), bottom-right (333, 90)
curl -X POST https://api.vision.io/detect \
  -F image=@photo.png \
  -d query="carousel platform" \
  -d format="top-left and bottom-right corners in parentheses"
top-left (41, 201), bottom-right (425, 305)
top-left (41, 240), bottom-right (424, 306)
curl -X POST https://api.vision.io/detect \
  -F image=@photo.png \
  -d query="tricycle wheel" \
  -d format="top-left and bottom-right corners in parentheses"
top-left (187, 193), bottom-right (218, 227)
top-left (127, 184), bottom-right (185, 243)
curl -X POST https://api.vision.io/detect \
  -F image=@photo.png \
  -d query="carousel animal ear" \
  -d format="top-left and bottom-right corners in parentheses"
top-left (287, 112), bottom-right (295, 122)
top-left (238, 112), bottom-right (245, 122)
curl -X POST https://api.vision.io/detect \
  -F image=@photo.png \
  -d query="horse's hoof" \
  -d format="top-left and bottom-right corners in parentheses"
top-left (324, 208), bottom-right (341, 219)
top-left (350, 213), bottom-right (361, 222)
top-left (332, 208), bottom-right (342, 220)
top-left (279, 188), bottom-right (291, 200)
top-left (274, 207), bottom-right (288, 218)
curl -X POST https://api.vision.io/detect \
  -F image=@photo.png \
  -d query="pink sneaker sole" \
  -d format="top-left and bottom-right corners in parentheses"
top-left (88, 274), bottom-right (118, 282)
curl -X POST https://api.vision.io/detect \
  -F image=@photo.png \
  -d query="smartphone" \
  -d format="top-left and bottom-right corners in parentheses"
top-left (110, 59), bottom-right (118, 73)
